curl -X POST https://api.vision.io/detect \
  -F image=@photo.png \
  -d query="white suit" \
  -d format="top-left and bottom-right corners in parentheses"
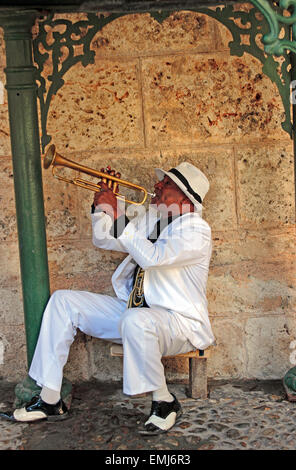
top-left (29, 206), bottom-right (215, 396)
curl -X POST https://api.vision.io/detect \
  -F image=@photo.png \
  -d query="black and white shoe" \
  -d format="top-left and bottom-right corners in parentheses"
top-left (139, 394), bottom-right (182, 436)
top-left (0, 395), bottom-right (68, 423)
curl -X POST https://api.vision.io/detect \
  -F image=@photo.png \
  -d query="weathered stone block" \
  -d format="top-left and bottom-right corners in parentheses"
top-left (163, 356), bottom-right (188, 384)
top-left (49, 272), bottom-right (116, 296)
top-left (0, 286), bottom-right (23, 325)
top-left (0, 325), bottom-right (27, 381)
top-left (42, 165), bottom-right (79, 241)
top-left (208, 259), bottom-right (296, 317)
top-left (174, 147), bottom-right (237, 231)
top-left (236, 144), bottom-right (295, 228)
top-left (0, 242), bottom-right (21, 288)
top-left (142, 53), bottom-right (287, 146)
top-left (90, 11), bottom-right (216, 57)
top-left (245, 315), bottom-right (296, 379)
top-left (91, 338), bottom-right (123, 384)
top-left (207, 317), bottom-right (247, 379)
top-left (211, 228), bottom-right (296, 267)
top-left (47, 238), bottom-right (125, 294)
top-left (63, 330), bottom-right (93, 383)
top-left (44, 58), bottom-right (144, 152)
top-left (48, 238), bottom-right (121, 275)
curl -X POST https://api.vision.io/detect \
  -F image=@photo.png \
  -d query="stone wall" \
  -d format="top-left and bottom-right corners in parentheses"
top-left (0, 6), bottom-right (295, 386)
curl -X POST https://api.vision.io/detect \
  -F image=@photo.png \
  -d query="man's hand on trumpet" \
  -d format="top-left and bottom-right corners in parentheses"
top-left (93, 166), bottom-right (124, 221)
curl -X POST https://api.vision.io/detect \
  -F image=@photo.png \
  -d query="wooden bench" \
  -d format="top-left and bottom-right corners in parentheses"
top-left (110, 344), bottom-right (211, 399)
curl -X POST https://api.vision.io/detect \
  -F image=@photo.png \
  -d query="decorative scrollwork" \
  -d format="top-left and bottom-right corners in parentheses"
top-left (250, 0), bottom-right (296, 56)
top-left (33, 12), bottom-right (127, 151)
top-left (33, 4), bottom-right (293, 150)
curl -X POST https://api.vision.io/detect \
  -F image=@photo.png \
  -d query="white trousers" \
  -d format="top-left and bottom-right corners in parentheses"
top-left (29, 290), bottom-right (194, 395)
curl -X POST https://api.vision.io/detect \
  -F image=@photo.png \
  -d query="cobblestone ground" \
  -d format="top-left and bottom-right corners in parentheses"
top-left (0, 379), bottom-right (295, 450)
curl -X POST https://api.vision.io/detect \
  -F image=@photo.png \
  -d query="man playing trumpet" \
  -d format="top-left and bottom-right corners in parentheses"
top-left (2, 160), bottom-right (215, 435)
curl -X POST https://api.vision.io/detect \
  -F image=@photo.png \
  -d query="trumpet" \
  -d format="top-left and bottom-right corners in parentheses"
top-left (43, 144), bottom-right (155, 205)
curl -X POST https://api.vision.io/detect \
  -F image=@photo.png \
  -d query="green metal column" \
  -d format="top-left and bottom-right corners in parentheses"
top-left (0, 11), bottom-right (50, 367)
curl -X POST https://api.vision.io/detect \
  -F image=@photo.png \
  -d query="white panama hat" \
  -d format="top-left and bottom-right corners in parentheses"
top-left (155, 161), bottom-right (210, 209)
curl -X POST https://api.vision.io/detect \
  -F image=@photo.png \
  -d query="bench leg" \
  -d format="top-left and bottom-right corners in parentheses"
top-left (188, 357), bottom-right (208, 399)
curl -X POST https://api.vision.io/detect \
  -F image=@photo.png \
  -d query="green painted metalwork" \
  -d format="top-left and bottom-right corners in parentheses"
top-left (33, 4), bottom-right (293, 151)
top-left (0, 0), bottom-right (240, 10)
top-left (250, 0), bottom-right (296, 56)
top-left (0, 10), bottom-right (51, 367)
top-left (34, 12), bottom-right (127, 151)
top-left (283, 366), bottom-right (296, 401)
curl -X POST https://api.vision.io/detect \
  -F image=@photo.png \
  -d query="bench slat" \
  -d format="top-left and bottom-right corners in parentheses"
top-left (110, 343), bottom-right (211, 359)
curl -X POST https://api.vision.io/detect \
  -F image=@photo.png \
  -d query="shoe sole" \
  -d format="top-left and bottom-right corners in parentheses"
top-left (0, 411), bottom-right (69, 423)
top-left (139, 408), bottom-right (183, 436)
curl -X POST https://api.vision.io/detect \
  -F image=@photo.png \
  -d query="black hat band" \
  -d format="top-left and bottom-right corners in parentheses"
top-left (168, 168), bottom-right (202, 204)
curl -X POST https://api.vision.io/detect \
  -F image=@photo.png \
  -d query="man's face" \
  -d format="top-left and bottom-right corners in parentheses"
top-left (151, 175), bottom-right (192, 215)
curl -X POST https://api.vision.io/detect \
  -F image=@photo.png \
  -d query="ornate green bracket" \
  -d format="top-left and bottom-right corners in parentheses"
top-left (33, 4), bottom-right (294, 150)
top-left (33, 12), bottom-right (129, 151)
top-left (250, 0), bottom-right (296, 56)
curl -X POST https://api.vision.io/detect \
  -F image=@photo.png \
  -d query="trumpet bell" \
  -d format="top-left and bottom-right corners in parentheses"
top-left (43, 144), bottom-right (56, 170)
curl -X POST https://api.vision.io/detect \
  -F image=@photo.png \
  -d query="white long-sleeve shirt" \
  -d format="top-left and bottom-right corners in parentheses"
top-left (92, 207), bottom-right (215, 350)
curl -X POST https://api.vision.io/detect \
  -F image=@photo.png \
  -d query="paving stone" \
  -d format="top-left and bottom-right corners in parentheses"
top-left (1, 379), bottom-right (295, 450)
top-left (235, 423), bottom-right (250, 429)
top-left (226, 429), bottom-right (240, 439)
top-left (207, 434), bottom-right (220, 441)
top-left (208, 422), bottom-right (228, 432)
